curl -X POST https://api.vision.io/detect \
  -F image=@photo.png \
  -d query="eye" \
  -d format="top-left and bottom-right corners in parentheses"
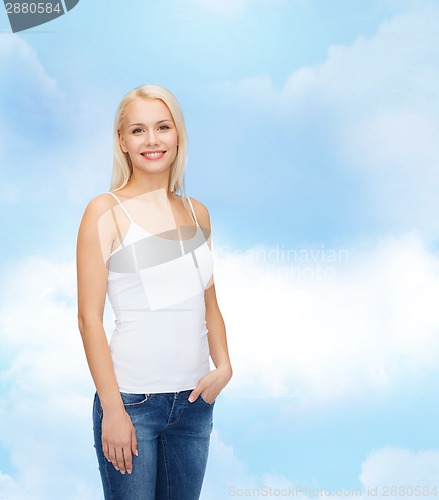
top-left (158, 125), bottom-right (170, 131)
top-left (132, 128), bottom-right (143, 134)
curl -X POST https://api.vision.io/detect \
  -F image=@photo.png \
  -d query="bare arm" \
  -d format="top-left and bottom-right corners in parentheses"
top-left (205, 283), bottom-right (232, 374)
top-left (188, 199), bottom-right (233, 403)
top-left (76, 195), bottom-right (137, 474)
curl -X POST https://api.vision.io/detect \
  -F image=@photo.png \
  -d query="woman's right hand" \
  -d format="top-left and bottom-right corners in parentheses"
top-left (101, 409), bottom-right (138, 475)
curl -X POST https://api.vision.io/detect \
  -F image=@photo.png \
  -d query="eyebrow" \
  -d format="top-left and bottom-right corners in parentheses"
top-left (128, 119), bottom-right (173, 127)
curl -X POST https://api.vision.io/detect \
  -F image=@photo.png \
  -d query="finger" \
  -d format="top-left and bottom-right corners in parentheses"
top-left (131, 430), bottom-right (138, 457)
top-left (102, 442), bottom-right (111, 462)
top-left (123, 446), bottom-right (133, 474)
top-left (188, 389), bottom-right (199, 403)
top-left (115, 448), bottom-right (126, 474)
top-left (108, 448), bottom-right (119, 471)
top-left (189, 382), bottom-right (206, 402)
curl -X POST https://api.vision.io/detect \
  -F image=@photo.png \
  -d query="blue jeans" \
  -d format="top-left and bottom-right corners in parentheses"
top-left (92, 390), bottom-right (214, 500)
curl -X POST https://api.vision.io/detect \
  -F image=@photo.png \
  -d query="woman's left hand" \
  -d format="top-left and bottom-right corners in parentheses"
top-left (188, 365), bottom-right (233, 404)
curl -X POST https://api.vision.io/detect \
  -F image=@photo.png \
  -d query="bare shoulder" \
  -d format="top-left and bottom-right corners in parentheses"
top-left (86, 193), bottom-right (117, 213)
top-left (83, 192), bottom-right (117, 218)
top-left (77, 193), bottom-right (118, 263)
top-left (188, 196), bottom-right (211, 229)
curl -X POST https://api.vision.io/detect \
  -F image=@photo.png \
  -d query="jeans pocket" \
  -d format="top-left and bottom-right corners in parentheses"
top-left (199, 394), bottom-right (216, 406)
top-left (120, 392), bottom-right (150, 407)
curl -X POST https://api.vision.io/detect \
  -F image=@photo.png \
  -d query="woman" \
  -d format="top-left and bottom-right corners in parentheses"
top-left (76, 84), bottom-right (232, 500)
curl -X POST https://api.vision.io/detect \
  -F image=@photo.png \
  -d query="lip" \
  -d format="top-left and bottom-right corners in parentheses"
top-left (141, 150), bottom-right (166, 160)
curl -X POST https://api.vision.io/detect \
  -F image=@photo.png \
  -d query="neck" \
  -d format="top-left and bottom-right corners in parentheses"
top-left (125, 169), bottom-right (172, 197)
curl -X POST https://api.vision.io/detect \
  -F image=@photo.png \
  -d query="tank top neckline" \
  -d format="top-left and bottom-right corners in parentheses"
top-left (107, 191), bottom-right (200, 227)
top-left (107, 191), bottom-right (203, 256)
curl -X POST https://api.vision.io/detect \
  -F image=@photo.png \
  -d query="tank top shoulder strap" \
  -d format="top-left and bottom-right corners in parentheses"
top-left (107, 192), bottom-right (134, 224)
top-left (186, 196), bottom-right (199, 227)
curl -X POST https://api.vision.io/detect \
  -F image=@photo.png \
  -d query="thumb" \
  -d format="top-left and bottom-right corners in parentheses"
top-left (188, 387), bottom-right (201, 403)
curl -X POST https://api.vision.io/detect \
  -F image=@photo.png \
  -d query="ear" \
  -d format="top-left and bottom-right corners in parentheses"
top-left (118, 130), bottom-right (128, 153)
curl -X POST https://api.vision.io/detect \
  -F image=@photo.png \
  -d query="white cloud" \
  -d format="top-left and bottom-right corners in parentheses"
top-left (0, 472), bottom-right (30, 500)
top-left (0, 35), bottom-right (62, 150)
top-left (214, 231), bottom-right (439, 402)
top-left (215, 4), bottom-right (439, 234)
top-left (277, 4), bottom-right (439, 116)
top-left (202, 429), bottom-right (298, 499)
top-left (206, 436), bottom-right (439, 499)
top-left (0, 35), bottom-right (59, 96)
top-left (359, 447), bottom-right (439, 498)
top-left (0, 35), bottom-right (111, 206)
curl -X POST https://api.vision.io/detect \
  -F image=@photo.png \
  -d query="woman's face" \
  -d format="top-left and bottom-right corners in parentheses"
top-left (119, 97), bottom-right (178, 177)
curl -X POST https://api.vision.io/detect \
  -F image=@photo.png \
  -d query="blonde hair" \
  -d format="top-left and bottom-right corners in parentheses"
top-left (110, 84), bottom-right (188, 195)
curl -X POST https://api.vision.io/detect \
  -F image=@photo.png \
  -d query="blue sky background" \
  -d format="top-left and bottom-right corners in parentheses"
top-left (1, 1), bottom-right (439, 498)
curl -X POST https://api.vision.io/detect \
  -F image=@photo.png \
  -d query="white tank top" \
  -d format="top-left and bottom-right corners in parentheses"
top-left (105, 191), bottom-right (214, 394)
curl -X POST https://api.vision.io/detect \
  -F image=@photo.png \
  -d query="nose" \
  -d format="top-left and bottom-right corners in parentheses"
top-left (145, 130), bottom-right (159, 146)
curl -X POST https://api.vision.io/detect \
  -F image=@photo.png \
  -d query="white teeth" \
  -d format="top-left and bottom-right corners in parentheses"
top-left (143, 152), bottom-right (163, 158)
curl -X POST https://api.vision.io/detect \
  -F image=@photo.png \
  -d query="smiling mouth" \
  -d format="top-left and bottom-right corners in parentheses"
top-left (141, 151), bottom-right (166, 159)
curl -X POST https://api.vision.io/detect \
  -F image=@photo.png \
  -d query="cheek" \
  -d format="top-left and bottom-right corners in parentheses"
top-left (122, 136), bottom-right (139, 151)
